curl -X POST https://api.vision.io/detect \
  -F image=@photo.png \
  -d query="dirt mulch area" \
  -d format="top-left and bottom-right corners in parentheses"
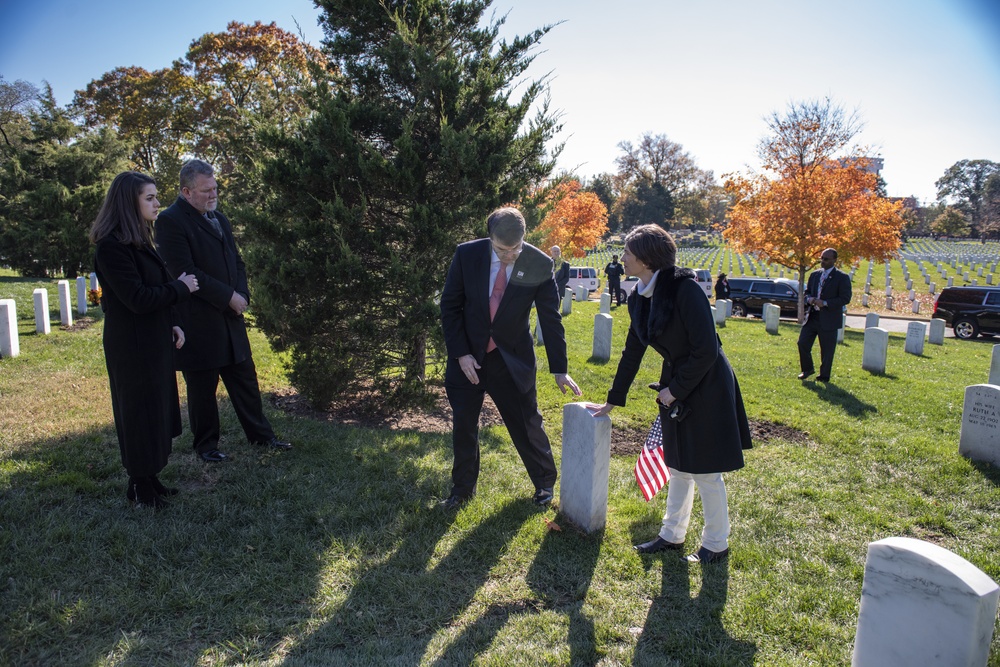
top-left (270, 387), bottom-right (811, 453)
top-left (63, 316), bottom-right (97, 332)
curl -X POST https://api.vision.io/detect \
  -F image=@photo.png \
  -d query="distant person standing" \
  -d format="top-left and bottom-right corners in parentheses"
top-left (714, 273), bottom-right (730, 301)
top-left (91, 171), bottom-right (199, 508)
top-left (551, 245), bottom-right (570, 296)
top-left (797, 248), bottom-right (852, 382)
top-left (155, 159), bottom-right (291, 462)
top-left (605, 254), bottom-right (626, 306)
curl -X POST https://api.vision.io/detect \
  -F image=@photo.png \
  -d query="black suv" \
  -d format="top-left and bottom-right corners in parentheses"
top-left (932, 286), bottom-right (1000, 340)
top-left (727, 278), bottom-right (800, 318)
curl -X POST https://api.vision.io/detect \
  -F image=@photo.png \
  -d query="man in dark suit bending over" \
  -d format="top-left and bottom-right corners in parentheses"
top-left (797, 247), bottom-right (852, 382)
top-left (440, 207), bottom-right (582, 509)
top-left (155, 159), bottom-right (291, 462)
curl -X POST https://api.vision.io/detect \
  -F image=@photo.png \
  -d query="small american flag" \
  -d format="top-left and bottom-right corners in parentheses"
top-left (634, 415), bottom-right (669, 501)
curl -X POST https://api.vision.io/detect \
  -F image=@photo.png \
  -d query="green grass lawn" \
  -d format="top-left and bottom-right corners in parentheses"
top-left (2, 276), bottom-right (999, 665)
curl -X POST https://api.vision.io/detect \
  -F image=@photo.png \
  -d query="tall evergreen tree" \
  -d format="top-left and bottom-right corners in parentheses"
top-left (242, 0), bottom-right (560, 409)
top-left (0, 86), bottom-right (128, 277)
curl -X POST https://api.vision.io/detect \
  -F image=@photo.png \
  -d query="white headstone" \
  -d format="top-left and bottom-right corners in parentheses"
top-left (929, 282), bottom-right (936, 295)
top-left (865, 312), bottom-right (880, 329)
top-left (904, 321), bottom-right (926, 356)
top-left (861, 294), bottom-right (869, 307)
top-left (723, 299), bottom-right (732, 318)
top-left (89, 272), bottom-right (99, 291)
top-left (959, 384), bottom-right (1000, 467)
top-left (57, 280), bottom-right (73, 327)
top-left (592, 313), bottom-right (613, 361)
top-left (947, 277), bottom-right (954, 287)
top-left (575, 285), bottom-right (587, 302)
top-left (33, 289), bottom-right (51, 335)
top-left (713, 302), bottom-right (726, 327)
top-left (838, 313), bottom-right (846, 344)
top-left (911, 301), bottom-right (920, 314)
top-left (885, 285), bottom-right (892, 297)
top-left (851, 537), bottom-right (999, 667)
top-left (885, 295), bottom-right (893, 310)
top-left (862, 327), bottom-right (888, 374)
top-left (991, 345), bottom-right (1000, 385)
top-left (562, 288), bottom-right (573, 315)
top-left (928, 318), bottom-right (946, 345)
top-left (599, 293), bottom-right (611, 314)
top-left (76, 276), bottom-right (87, 315)
top-left (763, 303), bottom-right (780, 334)
top-left (560, 403), bottom-right (611, 533)
top-left (534, 317), bottom-right (544, 345)
top-left (0, 299), bottom-right (19, 358)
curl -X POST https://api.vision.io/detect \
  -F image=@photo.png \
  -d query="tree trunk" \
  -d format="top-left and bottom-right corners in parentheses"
top-left (797, 266), bottom-right (807, 324)
top-left (405, 330), bottom-right (427, 385)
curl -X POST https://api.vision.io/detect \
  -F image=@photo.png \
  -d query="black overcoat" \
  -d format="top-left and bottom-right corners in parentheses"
top-left (607, 267), bottom-right (752, 474)
top-left (154, 197), bottom-right (251, 371)
top-left (94, 238), bottom-right (190, 477)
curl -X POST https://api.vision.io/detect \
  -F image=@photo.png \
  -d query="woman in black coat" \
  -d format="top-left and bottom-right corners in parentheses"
top-left (91, 172), bottom-right (199, 508)
top-left (590, 225), bottom-right (751, 564)
top-left (715, 273), bottom-right (730, 300)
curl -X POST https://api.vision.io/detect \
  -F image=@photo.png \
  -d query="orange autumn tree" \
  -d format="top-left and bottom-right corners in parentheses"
top-left (724, 99), bottom-right (904, 322)
top-left (537, 180), bottom-right (609, 258)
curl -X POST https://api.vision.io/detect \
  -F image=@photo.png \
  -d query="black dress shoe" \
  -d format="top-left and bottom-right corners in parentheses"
top-left (127, 478), bottom-right (169, 509)
top-left (252, 437), bottom-right (292, 450)
top-left (634, 536), bottom-right (685, 554)
top-left (533, 487), bottom-right (554, 506)
top-left (440, 494), bottom-right (471, 510)
top-left (198, 449), bottom-right (231, 463)
top-left (797, 371), bottom-right (813, 380)
top-left (685, 546), bottom-right (729, 564)
top-left (816, 376), bottom-right (830, 382)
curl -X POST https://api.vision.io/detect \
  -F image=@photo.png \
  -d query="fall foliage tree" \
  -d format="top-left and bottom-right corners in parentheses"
top-left (724, 98), bottom-right (904, 321)
top-left (537, 180), bottom-right (609, 257)
top-left (930, 206), bottom-right (971, 237)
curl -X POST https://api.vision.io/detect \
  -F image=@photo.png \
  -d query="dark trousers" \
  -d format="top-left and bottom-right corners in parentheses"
top-left (445, 349), bottom-right (557, 498)
top-left (609, 280), bottom-right (622, 305)
top-left (182, 357), bottom-right (274, 453)
top-left (797, 314), bottom-right (838, 378)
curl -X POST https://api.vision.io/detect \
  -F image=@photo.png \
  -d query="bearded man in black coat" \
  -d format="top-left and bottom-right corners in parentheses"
top-left (155, 160), bottom-right (291, 462)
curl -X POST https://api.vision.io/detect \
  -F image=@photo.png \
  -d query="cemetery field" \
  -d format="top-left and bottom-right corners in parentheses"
top-left (2, 286), bottom-right (1000, 664)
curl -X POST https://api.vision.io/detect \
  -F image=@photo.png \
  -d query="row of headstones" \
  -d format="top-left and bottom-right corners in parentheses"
top-left (0, 274), bottom-right (99, 358)
top-left (559, 401), bottom-right (999, 664)
top-left (541, 289), bottom-right (616, 363)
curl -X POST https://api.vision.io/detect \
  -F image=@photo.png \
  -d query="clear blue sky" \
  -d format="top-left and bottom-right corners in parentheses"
top-left (2, 0), bottom-right (998, 204)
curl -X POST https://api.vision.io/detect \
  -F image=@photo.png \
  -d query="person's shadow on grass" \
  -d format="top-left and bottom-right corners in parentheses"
top-left (806, 381), bottom-right (878, 418)
top-left (632, 556), bottom-right (756, 666)
top-left (431, 519), bottom-right (603, 665)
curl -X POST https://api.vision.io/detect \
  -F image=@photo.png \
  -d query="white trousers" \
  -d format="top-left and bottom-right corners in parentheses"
top-left (657, 468), bottom-right (730, 553)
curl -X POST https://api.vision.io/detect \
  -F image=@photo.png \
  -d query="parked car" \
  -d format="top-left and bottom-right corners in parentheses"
top-left (614, 271), bottom-right (711, 303)
top-left (568, 266), bottom-right (600, 297)
top-left (932, 286), bottom-right (1000, 340)
top-left (693, 269), bottom-right (712, 298)
top-left (727, 277), bottom-right (800, 318)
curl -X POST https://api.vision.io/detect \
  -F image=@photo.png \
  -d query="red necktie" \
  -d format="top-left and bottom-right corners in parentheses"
top-left (487, 263), bottom-right (508, 352)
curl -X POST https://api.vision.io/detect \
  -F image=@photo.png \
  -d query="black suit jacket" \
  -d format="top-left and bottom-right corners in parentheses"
top-left (805, 266), bottom-right (852, 330)
top-left (554, 260), bottom-right (570, 294)
top-left (154, 197), bottom-right (252, 371)
top-left (441, 239), bottom-right (568, 393)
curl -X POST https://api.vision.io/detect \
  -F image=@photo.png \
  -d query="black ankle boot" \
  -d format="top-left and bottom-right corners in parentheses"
top-left (150, 476), bottom-right (179, 497)
top-left (128, 477), bottom-right (169, 509)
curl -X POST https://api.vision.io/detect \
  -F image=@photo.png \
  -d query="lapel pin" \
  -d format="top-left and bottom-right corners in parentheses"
top-left (517, 271), bottom-right (524, 278)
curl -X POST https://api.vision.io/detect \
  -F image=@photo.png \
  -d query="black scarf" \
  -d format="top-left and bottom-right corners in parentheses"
top-left (631, 266), bottom-right (697, 346)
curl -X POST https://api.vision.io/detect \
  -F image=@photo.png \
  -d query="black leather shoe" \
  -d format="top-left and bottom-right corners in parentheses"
top-left (198, 449), bottom-right (231, 463)
top-left (440, 494), bottom-right (471, 510)
top-left (127, 478), bottom-right (169, 509)
top-left (816, 376), bottom-right (830, 382)
top-left (685, 546), bottom-right (729, 564)
top-left (533, 487), bottom-right (554, 506)
top-left (253, 437), bottom-right (292, 450)
top-left (797, 371), bottom-right (813, 380)
top-left (634, 536), bottom-right (684, 554)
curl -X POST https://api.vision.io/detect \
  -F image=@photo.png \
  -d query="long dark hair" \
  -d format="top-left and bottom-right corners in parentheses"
top-left (90, 171), bottom-right (156, 247)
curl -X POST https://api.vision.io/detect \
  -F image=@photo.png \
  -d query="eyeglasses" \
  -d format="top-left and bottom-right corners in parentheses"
top-left (493, 241), bottom-right (523, 259)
